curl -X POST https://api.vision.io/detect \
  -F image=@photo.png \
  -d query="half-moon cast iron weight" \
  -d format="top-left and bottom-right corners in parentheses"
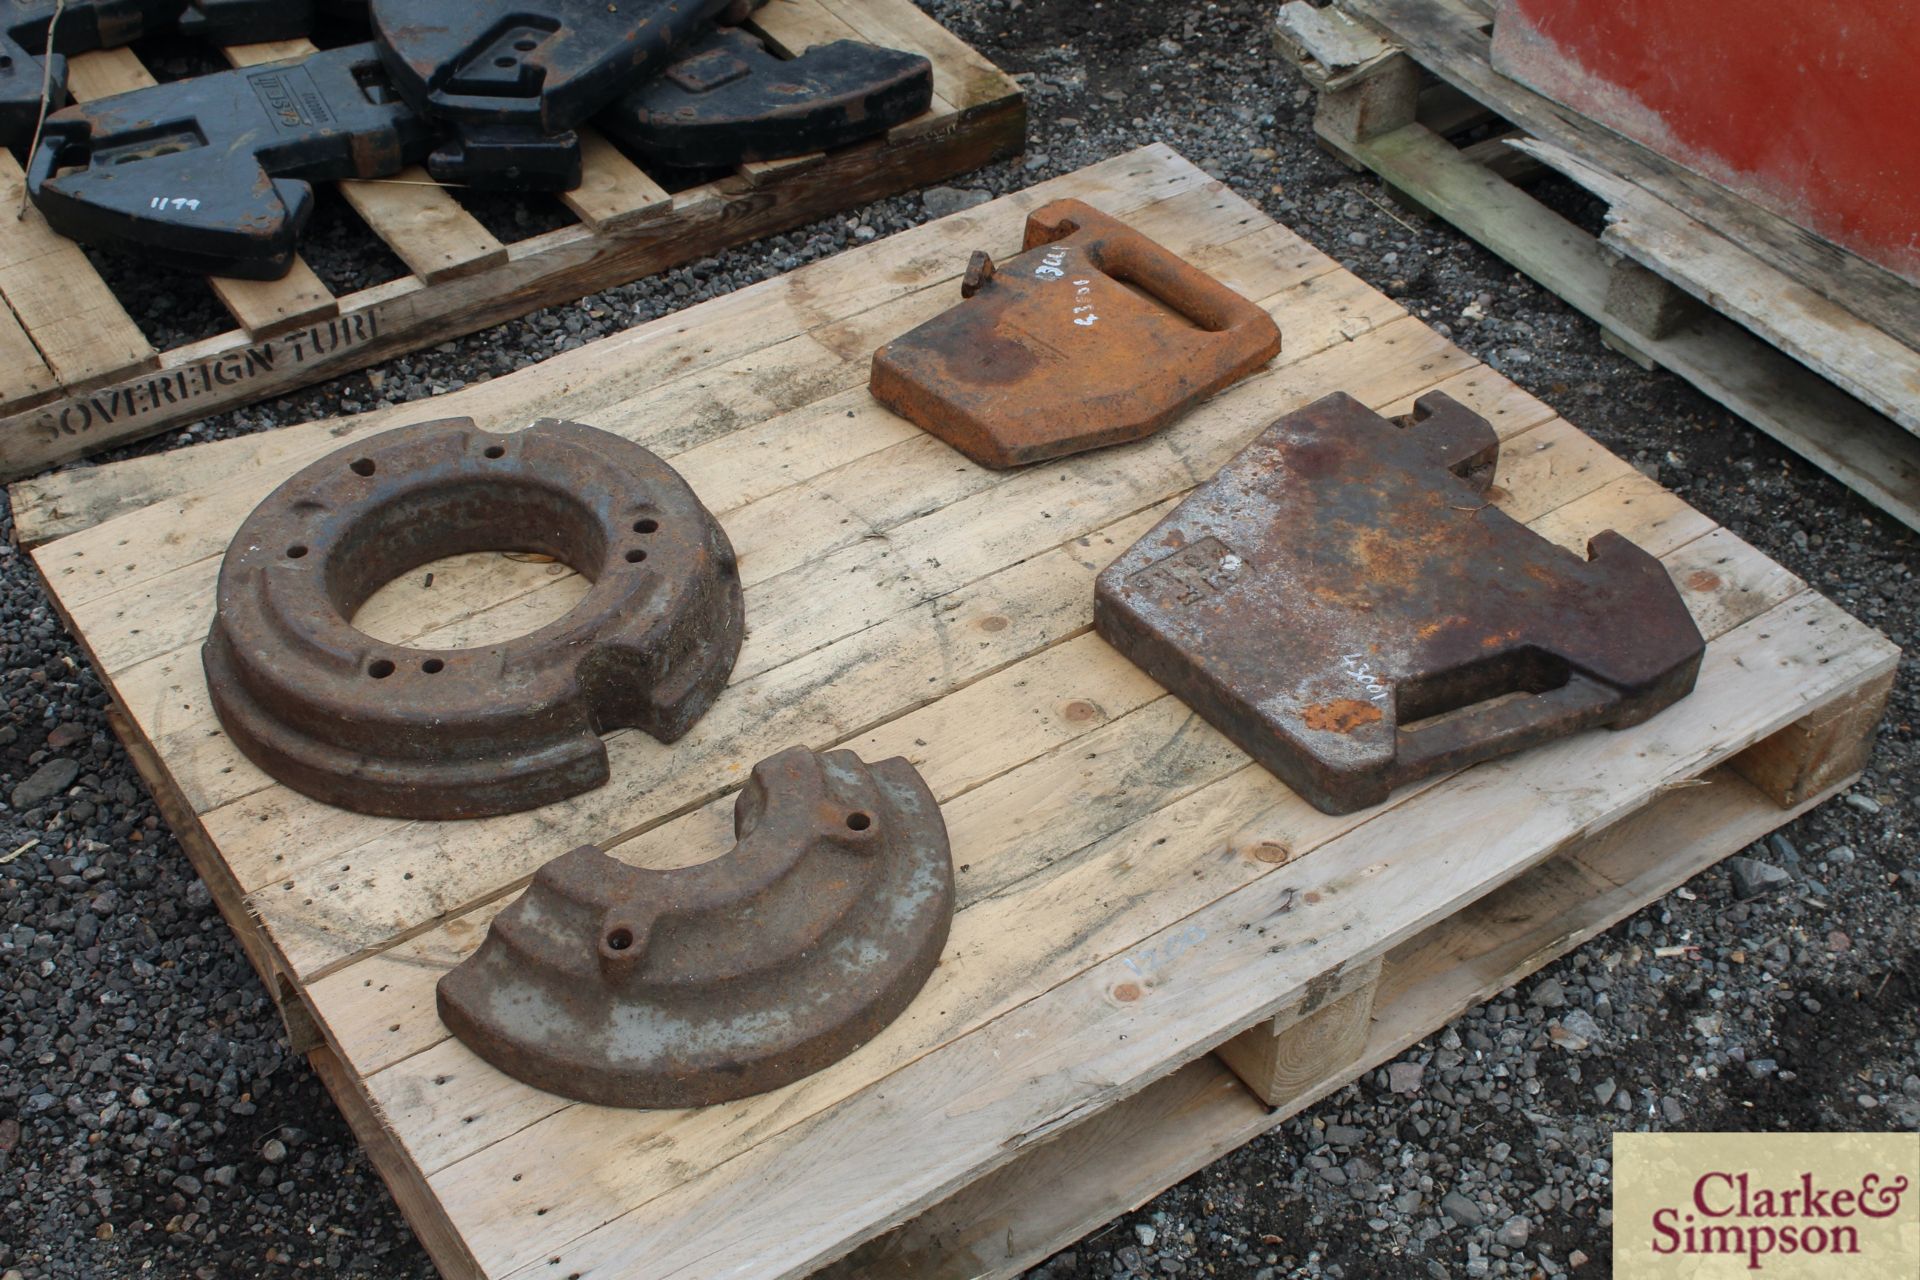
top-left (438, 746), bottom-right (955, 1108)
top-left (203, 416), bottom-right (744, 819)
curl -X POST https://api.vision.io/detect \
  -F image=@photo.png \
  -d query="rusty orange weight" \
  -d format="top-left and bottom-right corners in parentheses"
top-left (868, 199), bottom-right (1282, 468)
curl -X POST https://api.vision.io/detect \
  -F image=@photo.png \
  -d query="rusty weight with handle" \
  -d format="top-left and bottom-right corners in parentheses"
top-left (1095, 392), bottom-right (1706, 815)
top-left (869, 198), bottom-right (1283, 468)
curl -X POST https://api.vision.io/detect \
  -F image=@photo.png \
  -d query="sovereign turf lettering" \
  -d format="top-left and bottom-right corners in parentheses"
top-left (32, 313), bottom-right (380, 442)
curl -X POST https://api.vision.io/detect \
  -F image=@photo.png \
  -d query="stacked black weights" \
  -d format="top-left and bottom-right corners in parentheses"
top-left (19, 0), bottom-right (935, 278)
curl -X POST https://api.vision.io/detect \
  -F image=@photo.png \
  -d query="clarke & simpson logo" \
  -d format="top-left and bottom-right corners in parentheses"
top-left (1615, 1133), bottom-right (1919, 1277)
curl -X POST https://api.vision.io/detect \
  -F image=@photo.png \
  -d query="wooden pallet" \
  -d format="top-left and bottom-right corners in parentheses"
top-left (0, 0), bottom-right (1024, 482)
top-left (1275, 0), bottom-right (1920, 532)
top-left (17, 146), bottom-right (1897, 1280)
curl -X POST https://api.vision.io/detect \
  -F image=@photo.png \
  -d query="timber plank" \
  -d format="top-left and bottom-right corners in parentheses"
top-left (1518, 139), bottom-right (1920, 436)
top-left (0, 300), bottom-right (56, 402)
top-left (824, 764), bottom-right (1843, 1280)
top-left (0, 153), bottom-right (154, 390)
top-left (10, 145), bottom-right (1196, 552)
top-left (559, 130), bottom-right (672, 229)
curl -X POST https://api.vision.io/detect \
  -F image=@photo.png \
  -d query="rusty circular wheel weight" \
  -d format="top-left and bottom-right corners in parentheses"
top-left (437, 746), bottom-right (955, 1108)
top-left (203, 416), bottom-right (743, 819)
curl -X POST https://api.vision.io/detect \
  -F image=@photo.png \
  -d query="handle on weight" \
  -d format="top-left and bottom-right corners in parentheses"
top-left (1391, 673), bottom-right (1622, 777)
top-left (1023, 198), bottom-right (1276, 339)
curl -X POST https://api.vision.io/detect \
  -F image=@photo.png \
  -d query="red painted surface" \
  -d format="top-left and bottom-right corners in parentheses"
top-left (1492, 0), bottom-right (1920, 285)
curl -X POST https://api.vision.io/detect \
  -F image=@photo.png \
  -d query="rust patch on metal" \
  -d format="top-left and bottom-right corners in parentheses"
top-left (869, 198), bottom-right (1283, 468)
top-left (1301, 699), bottom-right (1384, 734)
top-left (1094, 392), bottom-right (1707, 815)
top-left (437, 746), bottom-right (953, 1108)
top-left (204, 416), bottom-right (743, 819)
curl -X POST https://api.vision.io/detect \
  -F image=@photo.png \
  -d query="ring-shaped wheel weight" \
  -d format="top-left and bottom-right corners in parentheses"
top-left (203, 416), bottom-right (744, 819)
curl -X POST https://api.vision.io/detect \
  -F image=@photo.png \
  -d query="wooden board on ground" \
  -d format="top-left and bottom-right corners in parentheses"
top-left (17, 146), bottom-right (1897, 1280)
top-left (0, 0), bottom-right (1024, 482)
top-left (1277, 0), bottom-right (1920, 533)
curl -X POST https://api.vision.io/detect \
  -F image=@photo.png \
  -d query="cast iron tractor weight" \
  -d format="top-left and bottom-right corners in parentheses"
top-left (438, 746), bottom-right (954, 1108)
top-left (869, 198), bottom-right (1283, 468)
top-left (0, 1), bottom-right (180, 147)
top-left (1095, 392), bottom-right (1707, 815)
top-left (598, 25), bottom-right (933, 169)
top-left (203, 417), bottom-right (744, 819)
top-left (178, 0), bottom-right (321, 45)
top-left (368, 0), bottom-right (758, 189)
top-left (26, 42), bottom-right (432, 279)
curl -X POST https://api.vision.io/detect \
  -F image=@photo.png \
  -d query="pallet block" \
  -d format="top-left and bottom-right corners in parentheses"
top-left (0, 0), bottom-right (1024, 481)
top-left (16, 145), bottom-right (1897, 1279)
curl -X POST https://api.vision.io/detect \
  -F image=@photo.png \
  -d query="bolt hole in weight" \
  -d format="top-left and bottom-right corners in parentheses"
top-left (484, 445), bottom-right (506, 459)
top-left (625, 549), bottom-right (647, 563)
top-left (633, 518), bottom-right (659, 533)
top-left (350, 457), bottom-right (376, 476)
top-left (847, 812), bottom-right (872, 831)
top-left (605, 927), bottom-right (635, 952)
top-left (421, 658), bottom-right (445, 674)
top-left (286, 544), bottom-right (308, 559)
top-left (367, 658), bottom-right (396, 679)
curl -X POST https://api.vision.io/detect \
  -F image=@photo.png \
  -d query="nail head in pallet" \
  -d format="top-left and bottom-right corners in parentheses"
top-left (1286, 0), bottom-right (1920, 531)
top-left (0, 0), bottom-right (1025, 482)
top-left (15, 146), bottom-right (1897, 1280)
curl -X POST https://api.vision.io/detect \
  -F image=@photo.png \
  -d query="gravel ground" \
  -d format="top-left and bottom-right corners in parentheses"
top-left (2, 3), bottom-right (1914, 1277)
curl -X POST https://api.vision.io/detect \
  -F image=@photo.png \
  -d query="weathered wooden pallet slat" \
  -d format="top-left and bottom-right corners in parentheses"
top-left (0, 301), bottom-right (58, 402)
top-left (1515, 138), bottom-right (1920, 436)
top-left (0, 0), bottom-right (1025, 480)
top-left (822, 762), bottom-right (1850, 1280)
top-left (16, 146), bottom-right (1894, 1280)
top-left (0, 154), bottom-right (156, 388)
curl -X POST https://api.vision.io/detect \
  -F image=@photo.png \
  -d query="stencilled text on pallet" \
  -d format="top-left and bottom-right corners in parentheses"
top-left (21, 313), bottom-right (382, 445)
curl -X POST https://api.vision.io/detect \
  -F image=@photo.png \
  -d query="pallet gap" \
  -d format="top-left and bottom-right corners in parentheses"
top-left (448, 186), bottom-right (582, 246)
top-left (279, 184), bottom-right (413, 297)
